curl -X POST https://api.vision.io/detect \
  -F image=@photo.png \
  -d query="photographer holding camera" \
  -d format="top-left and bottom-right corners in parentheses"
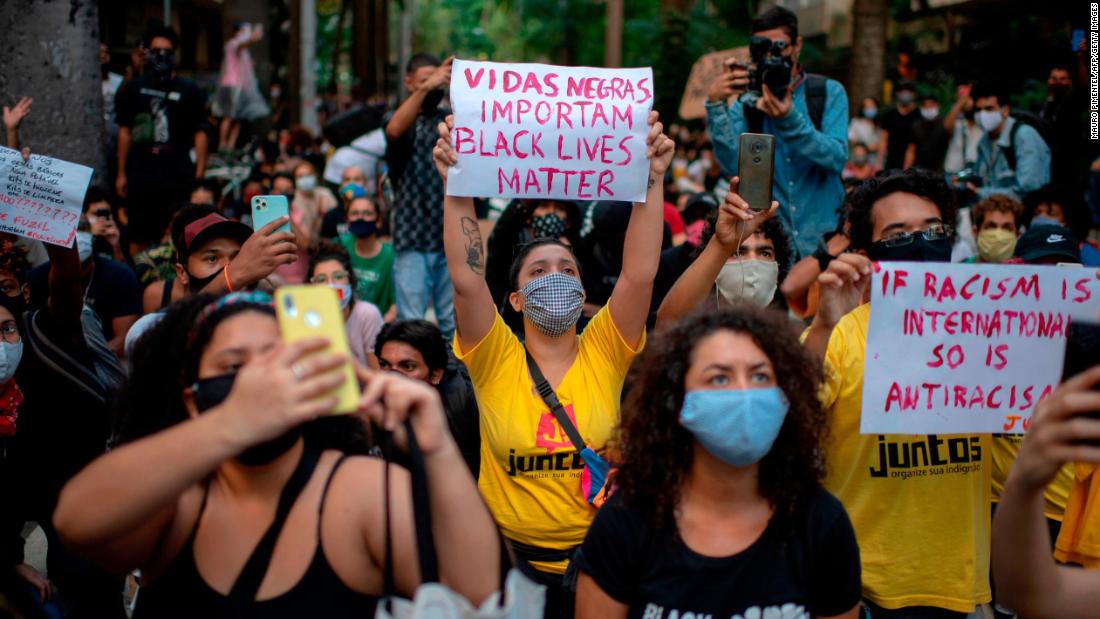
top-left (705, 5), bottom-right (848, 260)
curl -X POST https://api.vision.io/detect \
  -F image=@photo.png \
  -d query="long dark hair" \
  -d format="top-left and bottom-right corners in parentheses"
top-left (115, 293), bottom-right (371, 453)
top-left (616, 305), bottom-right (826, 531)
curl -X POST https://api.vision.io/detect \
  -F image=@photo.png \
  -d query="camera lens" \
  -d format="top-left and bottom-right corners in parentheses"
top-left (750, 141), bottom-right (765, 154)
top-left (753, 157), bottom-right (761, 164)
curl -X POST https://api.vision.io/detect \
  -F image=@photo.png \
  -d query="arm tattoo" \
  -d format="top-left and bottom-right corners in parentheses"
top-left (460, 217), bottom-right (486, 276)
top-left (647, 175), bottom-right (656, 189)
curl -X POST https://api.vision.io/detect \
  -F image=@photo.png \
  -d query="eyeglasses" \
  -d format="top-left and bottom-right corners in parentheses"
top-left (879, 224), bottom-right (954, 247)
top-left (310, 271), bottom-right (350, 284)
top-left (0, 322), bottom-right (19, 342)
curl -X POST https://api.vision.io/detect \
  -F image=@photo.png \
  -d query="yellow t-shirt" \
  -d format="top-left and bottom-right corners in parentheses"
top-left (455, 306), bottom-right (643, 574)
top-left (990, 435), bottom-right (1073, 521)
top-left (819, 304), bottom-right (992, 613)
top-left (1054, 463), bottom-right (1100, 567)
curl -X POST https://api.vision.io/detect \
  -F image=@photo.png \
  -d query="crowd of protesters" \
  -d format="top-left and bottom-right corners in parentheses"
top-left (1, 5), bottom-right (1099, 619)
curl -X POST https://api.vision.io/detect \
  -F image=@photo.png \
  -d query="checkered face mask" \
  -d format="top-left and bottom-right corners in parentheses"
top-left (520, 272), bottom-right (584, 337)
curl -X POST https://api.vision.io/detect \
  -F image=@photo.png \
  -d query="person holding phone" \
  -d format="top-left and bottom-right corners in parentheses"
top-left (704, 6), bottom-right (848, 260)
top-left (433, 111), bottom-right (672, 619)
top-left (54, 291), bottom-right (501, 617)
top-left (655, 179), bottom-right (785, 326)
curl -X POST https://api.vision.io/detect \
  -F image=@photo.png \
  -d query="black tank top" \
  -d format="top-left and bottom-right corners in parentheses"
top-left (159, 277), bottom-right (174, 310)
top-left (133, 449), bottom-right (379, 618)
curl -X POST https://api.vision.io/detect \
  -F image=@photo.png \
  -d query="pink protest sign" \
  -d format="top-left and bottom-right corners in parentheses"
top-left (446, 59), bottom-right (654, 203)
top-left (861, 262), bottom-right (1100, 435)
top-left (0, 146), bottom-right (92, 247)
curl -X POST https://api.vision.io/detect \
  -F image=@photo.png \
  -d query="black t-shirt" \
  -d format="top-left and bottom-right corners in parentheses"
top-left (115, 74), bottom-right (206, 159)
top-left (909, 117), bottom-right (949, 173)
top-left (321, 206), bottom-right (347, 240)
top-left (879, 107), bottom-right (917, 170)
top-left (577, 490), bottom-right (861, 619)
top-left (29, 256), bottom-right (142, 341)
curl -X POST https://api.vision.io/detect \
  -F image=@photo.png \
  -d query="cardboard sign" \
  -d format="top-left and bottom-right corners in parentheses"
top-left (447, 59), bottom-right (654, 203)
top-left (678, 47), bottom-right (747, 120)
top-left (0, 146), bottom-right (93, 247)
top-left (861, 262), bottom-right (1100, 435)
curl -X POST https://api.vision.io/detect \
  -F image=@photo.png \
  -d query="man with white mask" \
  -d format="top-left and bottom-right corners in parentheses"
top-left (655, 178), bottom-right (790, 328)
top-left (969, 82), bottom-right (1051, 200)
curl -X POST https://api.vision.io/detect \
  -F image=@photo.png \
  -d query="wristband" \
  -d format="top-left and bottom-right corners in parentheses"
top-left (813, 246), bottom-right (834, 273)
top-left (223, 266), bottom-right (234, 292)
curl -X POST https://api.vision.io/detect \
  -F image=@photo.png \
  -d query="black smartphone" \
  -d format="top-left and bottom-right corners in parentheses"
top-left (1063, 323), bottom-right (1100, 384)
top-left (737, 133), bottom-right (775, 212)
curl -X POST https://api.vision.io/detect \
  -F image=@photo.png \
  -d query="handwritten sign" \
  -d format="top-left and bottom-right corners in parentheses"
top-left (861, 262), bottom-right (1100, 435)
top-left (446, 59), bottom-right (654, 203)
top-left (0, 146), bottom-right (92, 247)
top-left (678, 47), bottom-right (747, 120)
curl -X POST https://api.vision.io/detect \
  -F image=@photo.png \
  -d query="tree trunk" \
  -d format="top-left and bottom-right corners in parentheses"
top-left (848, 0), bottom-right (888, 114)
top-left (0, 0), bottom-right (106, 184)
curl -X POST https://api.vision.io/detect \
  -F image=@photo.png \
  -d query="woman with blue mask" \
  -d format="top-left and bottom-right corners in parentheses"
top-left (575, 306), bottom-right (862, 619)
top-left (307, 246), bottom-right (383, 368)
top-left (433, 111), bottom-right (673, 618)
top-left (337, 197), bottom-right (397, 321)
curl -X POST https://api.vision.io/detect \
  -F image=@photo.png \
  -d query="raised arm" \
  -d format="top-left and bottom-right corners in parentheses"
top-left (386, 58), bottom-right (452, 141)
top-left (2, 97), bottom-right (31, 150)
top-left (656, 178), bottom-right (777, 328)
top-left (607, 111), bottom-right (675, 347)
top-left (215, 217), bottom-right (298, 294)
top-left (433, 117), bottom-right (496, 351)
top-left (54, 338), bottom-right (347, 572)
top-left (801, 253), bottom-right (870, 364)
top-left (993, 365), bottom-right (1100, 619)
top-left (943, 84), bottom-right (971, 134)
top-left (45, 237), bottom-right (86, 346)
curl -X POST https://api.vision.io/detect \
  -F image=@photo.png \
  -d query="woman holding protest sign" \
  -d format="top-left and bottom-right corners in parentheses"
top-left (433, 110), bottom-right (672, 618)
top-left (575, 305), bottom-right (861, 619)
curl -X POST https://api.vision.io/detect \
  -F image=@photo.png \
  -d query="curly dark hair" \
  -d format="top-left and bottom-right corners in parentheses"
top-left (845, 168), bottom-right (957, 251)
top-left (307, 241), bottom-right (359, 291)
top-left (695, 210), bottom-right (793, 282)
top-left (616, 305), bottom-right (826, 531)
top-left (116, 293), bottom-right (371, 454)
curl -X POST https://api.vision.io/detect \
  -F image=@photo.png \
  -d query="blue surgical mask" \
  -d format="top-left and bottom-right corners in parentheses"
top-left (680, 387), bottom-right (789, 467)
top-left (1030, 215), bottom-right (1061, 228)
top-left (76, 231), bottom-right (94, 263)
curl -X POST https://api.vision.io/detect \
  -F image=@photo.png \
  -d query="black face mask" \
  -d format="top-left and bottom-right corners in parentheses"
top-left (192, 372), bottom-right (303, 467)
top-left (147, 50), bottom-right (175, 82)
top-left (421, 87), bottom-right (445, 113)
top-left (866, 235), bottom-right (952, 263)
top-left (348, 219), bottom-right (377, 239)
top-left (186, 267), bottom-right (223, 295)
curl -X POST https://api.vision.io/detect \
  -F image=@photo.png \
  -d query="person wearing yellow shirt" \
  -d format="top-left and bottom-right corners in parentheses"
top-left (802, 168), bottom-right (991, 618)
top-left (992, 362), bottom-right (1100, 619)
top-left (432, 112), bottom-right (674, 619)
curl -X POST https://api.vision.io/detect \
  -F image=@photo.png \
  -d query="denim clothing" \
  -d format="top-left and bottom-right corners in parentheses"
top-left (705, 77), bottom-right (849, 258)
top-left (974, 116), bottom-right (1051, 200)
top-left (393, 250), bottom-right (455, 339)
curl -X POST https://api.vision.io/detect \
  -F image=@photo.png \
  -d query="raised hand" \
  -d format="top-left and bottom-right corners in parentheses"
top-left (420, 56), bottom-right (454, 93)
top-left (227, 217), bottom-right (297, 287)
top-left (355, 364), bottom-right (453, 457)
top-left (212, 338), bottom-right (348, 451)
top-left (714, 176), bottom-right (778, 249)
top-left (645, 111), bottom-right (675, 176)
top-left (707, 60), bottom-right (749, 103)
top-left (814, 253), bottom-right (872, 330)
top-left (433, 115), bottom-right (457, 182)
top-left (2, 97), bottom-right (32, 131)
top-left (757, 84), bottom-right (792, 119)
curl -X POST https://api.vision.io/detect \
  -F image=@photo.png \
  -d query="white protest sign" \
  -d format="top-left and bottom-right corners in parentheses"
top-left (446, 59), bottom-right (654, 203)
top-left (0, 146), bottom-right (93, 247)
top-left (861, 261), bottom-right (1100, 435)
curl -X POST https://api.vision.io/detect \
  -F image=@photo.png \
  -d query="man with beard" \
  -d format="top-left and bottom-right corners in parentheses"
top-left (384, 54), bottom-right (456, 339)
top-left (115, 25), bottom-right (208, 251)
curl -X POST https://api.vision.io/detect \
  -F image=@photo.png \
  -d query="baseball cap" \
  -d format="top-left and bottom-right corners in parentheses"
top-left (339, 182), bottom-right (368, 204)
top-left (178, 213), bottom-right (253, 262)
top-left (1013, 224), bottom-right (1080, 264)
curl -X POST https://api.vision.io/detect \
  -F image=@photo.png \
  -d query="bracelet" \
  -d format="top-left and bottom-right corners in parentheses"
top-left (223, 266), bottom-right (234, 292)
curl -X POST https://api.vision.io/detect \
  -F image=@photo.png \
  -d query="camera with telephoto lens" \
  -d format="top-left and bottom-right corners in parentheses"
top-left (739, 36), bottom-right (793, 110)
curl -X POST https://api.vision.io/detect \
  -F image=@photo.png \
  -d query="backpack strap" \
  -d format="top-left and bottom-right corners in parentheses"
top-left (525, 350), bottom-right (587, 453)
top-left (1004, 119), bottom-right (1023, 172)
top-left (803, 74), bottom-right (827, 131)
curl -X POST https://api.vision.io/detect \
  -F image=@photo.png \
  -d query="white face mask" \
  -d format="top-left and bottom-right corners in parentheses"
top-left (715, 259), bottom-right (779, 308)
top-left (920, 106), bottom-right (939, 120)
top-left (76, 230), bottom-right (94, 263)
top-left (977, 110), bottom-right (1003, 133)
top-left (0, 340), bottom-right (23, 383)
top-left (297, 175), bottom-right (317, 192)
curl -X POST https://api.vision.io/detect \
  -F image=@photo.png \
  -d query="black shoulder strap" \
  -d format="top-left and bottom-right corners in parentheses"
top-left (804, 74), bottom-right (827, 131)
top-left (228, 447), bottom-right (322, 604)
top-left (1004, 119), bottom-right (1022, 172)
top-left (160, 278), bottom-right (174, 309)
top-left (381, 421), bottom-right (439, 602)
top-left (525, 350), bottom-right (586, 453)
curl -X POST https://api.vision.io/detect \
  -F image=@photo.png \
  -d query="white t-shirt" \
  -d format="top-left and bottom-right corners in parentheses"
top-left (323, 128), bottom-right (387, 194)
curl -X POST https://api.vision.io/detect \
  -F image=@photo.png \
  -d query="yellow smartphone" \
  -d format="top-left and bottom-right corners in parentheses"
top-left (275, 285), bottom-right (359, 414)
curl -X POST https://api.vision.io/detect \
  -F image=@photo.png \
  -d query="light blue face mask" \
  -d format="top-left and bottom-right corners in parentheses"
top-left (680, 387), bottom-right (789, 467)
top-left (1030, 215), bottom-right (1061, 228)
